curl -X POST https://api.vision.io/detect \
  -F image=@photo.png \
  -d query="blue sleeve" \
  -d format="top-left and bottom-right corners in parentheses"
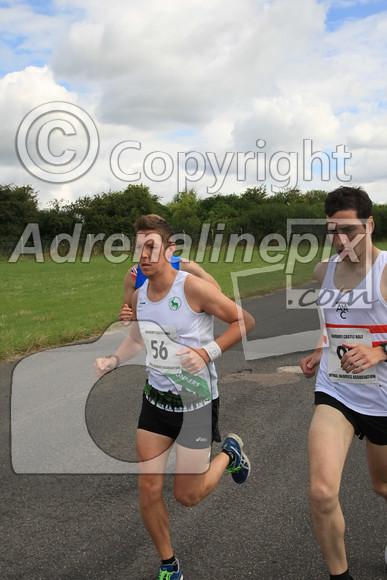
top-left (134, 265), bottom-right (147, 289)
top-left (171, 255), bottom-right (181, 271)
top-left (135, 256), bottom-right (181, 288)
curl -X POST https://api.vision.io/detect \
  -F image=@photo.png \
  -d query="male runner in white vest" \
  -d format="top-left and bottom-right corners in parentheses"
top-left (95, 214), bottom-right (255, 580)
top-left (300, 186), bottom-right (387, 580)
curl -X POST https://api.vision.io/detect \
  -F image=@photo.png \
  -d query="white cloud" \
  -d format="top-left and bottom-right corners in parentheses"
top-left (1, 0), bottom-right (387, 205)
top-left (0, 66), bottom-right (75, 161)
top-left (51, 0), bottom-right (326, 128)
top-left (232, 96), bottom-right (340, 152)
top-left (0, 2), bottom-right (77, 72)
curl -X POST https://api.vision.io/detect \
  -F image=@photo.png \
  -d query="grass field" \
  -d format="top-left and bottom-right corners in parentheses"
top-left (1, 241), bottom-right (386, 362)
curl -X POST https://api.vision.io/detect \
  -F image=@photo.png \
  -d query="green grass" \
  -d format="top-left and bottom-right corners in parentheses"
top-left (1, 256), bottom-right (134, 361)
top-left (1, 241), bottom-right (386, 362)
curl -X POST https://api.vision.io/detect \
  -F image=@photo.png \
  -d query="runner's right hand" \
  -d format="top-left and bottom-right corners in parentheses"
top-left (299, 350), bottom-right (322, 378)
top-left (94, 357), bottom-right (117, 378)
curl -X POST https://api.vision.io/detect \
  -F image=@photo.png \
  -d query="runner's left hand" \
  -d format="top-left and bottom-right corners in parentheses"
top-left (176, 347), bottom-right (207, 374)
top-left (341, 342), bottom-right (384, 374)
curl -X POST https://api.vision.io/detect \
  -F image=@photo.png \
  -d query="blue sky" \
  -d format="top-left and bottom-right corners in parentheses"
top-left (1, 0), bottom-right (387, 205)
top-left (324, 0), bottom-right (386, 30)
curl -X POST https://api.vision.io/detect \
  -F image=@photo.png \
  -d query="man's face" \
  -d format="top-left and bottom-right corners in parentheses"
top-left (134, 230), bottom-right (174, 275)
top-left (326, 209), bottom-right (372, 262)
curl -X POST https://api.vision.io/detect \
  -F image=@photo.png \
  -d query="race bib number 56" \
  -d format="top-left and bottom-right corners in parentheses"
top-left (326, 326), bottom-right (378, 384)
top-left (140, 322), bottom-right (181, 375)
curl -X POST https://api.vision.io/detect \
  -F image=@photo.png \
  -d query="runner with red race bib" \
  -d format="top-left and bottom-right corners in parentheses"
top-left (300, 186), bottom-right (387, 580)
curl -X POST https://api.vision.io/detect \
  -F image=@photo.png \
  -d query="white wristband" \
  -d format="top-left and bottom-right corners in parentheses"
top-left (203, 341), bottom-right (222, 362)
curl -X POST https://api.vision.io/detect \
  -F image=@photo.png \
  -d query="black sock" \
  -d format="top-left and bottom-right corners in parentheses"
top-left (330, 570), bottom-right (353, 580)
top-left (162, 556), bottom-right (176, 569)
top-left (222, 448), bottom-right (236, 466)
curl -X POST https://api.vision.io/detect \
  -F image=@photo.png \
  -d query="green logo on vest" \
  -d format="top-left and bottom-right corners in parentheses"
top-left (169, 296), bottom-right (181, 310)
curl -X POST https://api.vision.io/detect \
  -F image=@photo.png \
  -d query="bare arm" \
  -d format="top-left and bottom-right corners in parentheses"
top-left (95, 291), bottom-right (144, 377)
top-left (299, 260), bottom-right (328, 377)
top-left (115, 291), bottom-right (145, 360)
top-left (299, 330), bottom-right (324, 378)
top-left (180, 259), bottom-right (221, 291)
top-left (176, 275), bottom-right (254, 373)
top-left (119, 269), bottom-right (136, 323)
top-left (381, 262), bottom-right (387, 303)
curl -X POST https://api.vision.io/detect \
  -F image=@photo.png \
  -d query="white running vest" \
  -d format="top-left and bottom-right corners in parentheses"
top-left (136, 270), bottom-right (218, 407)
top-left (316, 251), bottom-right (387, 415)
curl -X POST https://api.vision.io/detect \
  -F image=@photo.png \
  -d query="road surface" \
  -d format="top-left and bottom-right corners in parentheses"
top-left (1, 288), bottom-right (385, 579)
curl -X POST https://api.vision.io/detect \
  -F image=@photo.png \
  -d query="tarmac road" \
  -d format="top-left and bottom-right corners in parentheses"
top-left (0, 287), bottom-right (386, 580)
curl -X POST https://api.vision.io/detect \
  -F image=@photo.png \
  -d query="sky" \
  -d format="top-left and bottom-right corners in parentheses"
top-left (1, 0), bottom-right (387, 207)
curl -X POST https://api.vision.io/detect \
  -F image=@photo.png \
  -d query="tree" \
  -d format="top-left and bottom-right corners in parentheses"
top-left (197, 193), bottom-right (240, 233)
top-left (268, 188), bottom-right (303, 205)
top-left (240, 186), bottom-right (268, 205)
top-left (38, 199), bottom-right (76, 238)
top-left (167, 189), bottom-right (202, 235)
top-left (304, 189), bottom-right (327, 205)
top-left (0, 184), bottom-right (39, 238)
top-left (68, 184), bottom-right (163, 237)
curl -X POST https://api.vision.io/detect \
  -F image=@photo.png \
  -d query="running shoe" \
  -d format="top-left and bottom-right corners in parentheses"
top-left (222, 433), bottom-right (251, 484)
top-left (157, 558), bottom-right (183, 579)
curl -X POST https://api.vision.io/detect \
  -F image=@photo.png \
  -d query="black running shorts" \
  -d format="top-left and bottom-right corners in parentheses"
top-left (138, 393), bottom-right (220, 450)
top-left (315, 391), bottom-right (387, 445)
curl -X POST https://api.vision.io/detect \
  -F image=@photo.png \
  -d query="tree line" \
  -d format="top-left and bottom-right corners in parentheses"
top-left (1, 183), bottom-right (387, 244)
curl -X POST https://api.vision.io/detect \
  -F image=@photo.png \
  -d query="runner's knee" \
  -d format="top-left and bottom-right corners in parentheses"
top-left (138, 476), bottom-right (163, 506)
top-left (174, 479), bottom-right (204, 506)
top-left (174, 487), bottom-right (201, 507)
top-left (309, 481), bottom-right (339, 513)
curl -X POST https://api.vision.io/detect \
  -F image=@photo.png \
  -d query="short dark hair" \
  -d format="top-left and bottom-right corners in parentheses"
top-left (325, 186), bottom-right (372, 219)
top-left (134, 214), bottom-right (174, 247)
